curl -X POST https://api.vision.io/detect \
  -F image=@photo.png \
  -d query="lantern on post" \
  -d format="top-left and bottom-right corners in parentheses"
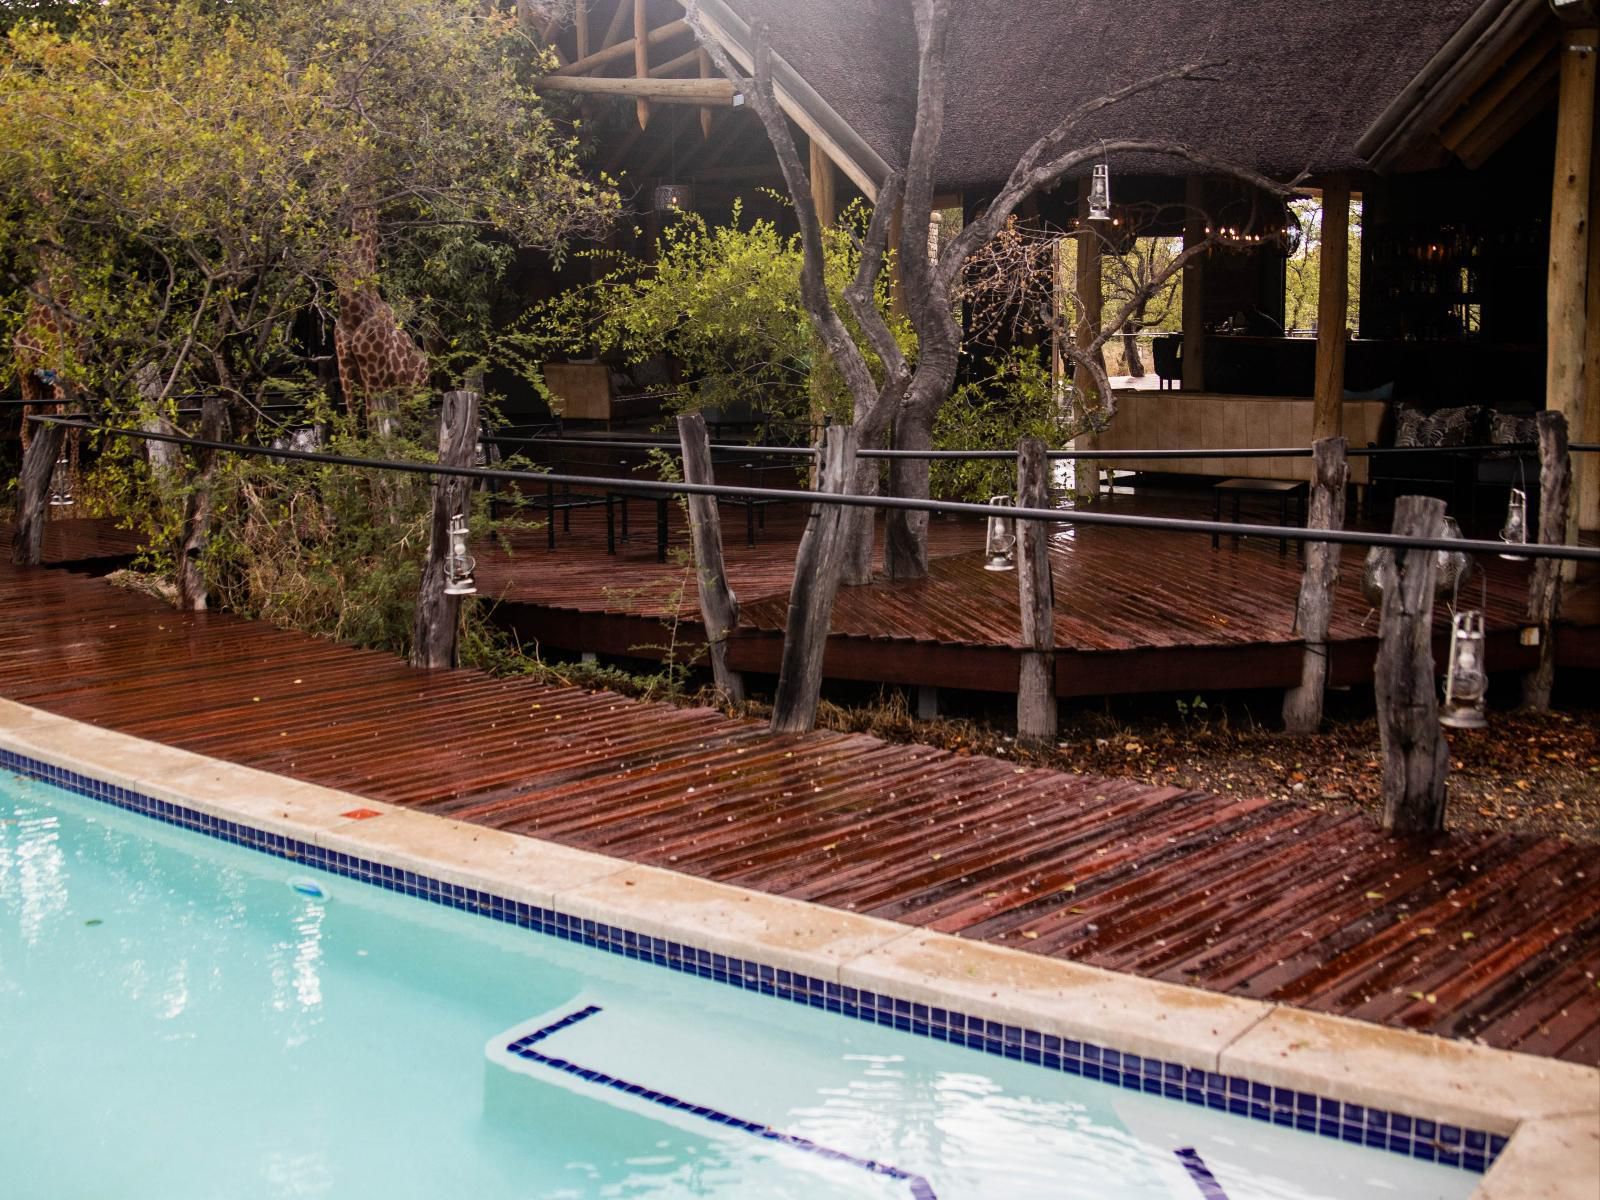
top-left (1087, 162), bottom-right (1112, 223)
top-left (48, 452), bottom-right (73, 507)
top-left (443, 513), bottom-right (476, 596)
top-left (984, 496), bottom-right (1017, 572)
top-left (1440, 609), bottom-right (1488, 729)
top-left (1499, 487), bottom-right (1528, 560)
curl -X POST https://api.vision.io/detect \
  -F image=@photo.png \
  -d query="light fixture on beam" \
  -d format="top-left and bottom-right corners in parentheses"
top-left (1440, 609), bottom-right (1488, 730)
top-left (1549, 0), bottom-right (1600, 25)
top-left (444, 513), bottom-right (477, 596)
top-left (1499, 487), bottom-right (1528, 560)
top-left (1087, 163), bottom-right (1112, 223)
top-left (984, 496), bottom-right (1017, 572)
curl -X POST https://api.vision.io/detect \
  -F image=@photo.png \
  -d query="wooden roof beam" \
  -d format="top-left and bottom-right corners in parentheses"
top-left (633, 0), bottom-right (651, 129)
top-left (551, 17), bottom-right (689, 77)
top-left (537, 75), bottom-right (740, 105)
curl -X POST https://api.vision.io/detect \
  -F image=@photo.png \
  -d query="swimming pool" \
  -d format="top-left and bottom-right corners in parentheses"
top-left (0, 768), bottom-right (1490, 1199)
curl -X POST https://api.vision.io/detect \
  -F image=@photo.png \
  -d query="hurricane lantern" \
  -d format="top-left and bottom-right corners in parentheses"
top-left (653, 183), bottom-right (694, 214)
top-left (1499, 488), bottom-right (1528, 560)
top-left (444, 513), bottom-right (477, 596)
top-left (984, 496), bottom-right (1017, 572)
top-left (1440, 609), bottom-right (1489, 730)
top-left (48, 453), bottom-right (73, 507)
top-left (1087, 163), bottom-right (1112, 222)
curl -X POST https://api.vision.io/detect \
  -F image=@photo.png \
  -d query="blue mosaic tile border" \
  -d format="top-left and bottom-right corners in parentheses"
top-left (507, 1004), bottom-right (938, 1199)
top-left (3, 749), bottom-right (1509, 1176)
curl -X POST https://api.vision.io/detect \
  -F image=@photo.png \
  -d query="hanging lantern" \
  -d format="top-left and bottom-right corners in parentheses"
top-left (653, 183), bottom-right (694, 214)
top-left (983, 496), bottom-right (1017, 572)
top-left (48, 452), bottom-right (73, 507)
top-left (1499, 488), bottom-right (1528, 561)
top-left (1087, 163), bottom-right (1112, 222)
top-left (1361, 515), bottom-right (1470, 606)
top-left (1440, 609), bottom-right (1489, 730)
top-left (443, 513), bottom-right (477, 596)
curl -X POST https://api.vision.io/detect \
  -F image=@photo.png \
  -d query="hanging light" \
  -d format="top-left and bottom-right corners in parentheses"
top-left (653, 183), bottom-right (694, 214)
top-left (48, 452), bottom-right (73, 507)
top-left (1499, 488), bottom-right (1528, 560)
top-left (1436, 516), bottom-right (1470, 596)
top-left (443, 513), bottom-right (476, 596)
top-left (1087, 163), bottom-right (1112, 223)
top-left (1440, 610), bottom-right (1489, 730)
top-left (984, 496), bottom-right (1017, 572)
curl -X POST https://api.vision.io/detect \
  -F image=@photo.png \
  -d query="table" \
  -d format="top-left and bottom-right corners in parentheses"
top-left (1212, 478), bottom-right (1309, 557)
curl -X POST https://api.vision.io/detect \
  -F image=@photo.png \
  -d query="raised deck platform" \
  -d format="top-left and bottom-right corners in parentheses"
top-left (1, 556), bottom-right (1595, 1064)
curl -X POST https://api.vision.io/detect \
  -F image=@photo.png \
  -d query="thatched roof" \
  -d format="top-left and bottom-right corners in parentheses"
top-left (721, 0), bottom-right (1498, 190)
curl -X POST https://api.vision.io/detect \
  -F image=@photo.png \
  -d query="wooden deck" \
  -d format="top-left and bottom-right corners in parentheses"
top-left (475, 495), bottom-right (1600, 696)
top-left (2, 554), bottom-right (1596, 1064)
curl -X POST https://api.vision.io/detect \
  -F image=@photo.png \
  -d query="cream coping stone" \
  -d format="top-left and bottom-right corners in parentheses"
top-left (3, 698), bottom-right (1595, 1198)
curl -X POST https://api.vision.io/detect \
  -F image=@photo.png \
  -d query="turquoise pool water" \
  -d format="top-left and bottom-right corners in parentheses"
top-left (0, 773), bottom-right (1482, 1199)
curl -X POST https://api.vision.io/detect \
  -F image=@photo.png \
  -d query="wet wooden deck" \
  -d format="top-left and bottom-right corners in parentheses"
top-left (475, 495), bottom-right (1600, 696)
top-left (2, 554), bottom-right (1595, 1064)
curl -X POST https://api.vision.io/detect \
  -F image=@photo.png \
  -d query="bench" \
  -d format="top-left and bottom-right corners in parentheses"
top-left (1212, 478), bottom-right (1308, 556)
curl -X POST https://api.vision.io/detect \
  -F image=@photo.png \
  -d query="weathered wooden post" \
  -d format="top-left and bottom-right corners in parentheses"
top-left (1522, 411), bottom-right (1571, 710)
top-left (770, 423), bottom-right (858, 734)
top-left (10, 416), bottom-right (67, 567)
top-left (677, 411), bottom-right (744, 703)
top-left (176, 396), bottom-right (229, 610)
top-left (412, 389), bottom-right (480, 669)
top-left (1283, 436), bottom-right (1349, 733)
top-left (1015, 437), bottom-right (1057, 744)
top-left (1375, 495), bottom-right (1450, 834)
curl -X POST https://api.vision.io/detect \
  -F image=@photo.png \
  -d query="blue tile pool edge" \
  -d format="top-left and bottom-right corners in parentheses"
top-left (3, 748), bottom-right (1507, 1176)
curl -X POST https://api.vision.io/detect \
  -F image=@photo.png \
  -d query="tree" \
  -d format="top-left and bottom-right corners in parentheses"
top-left (1, 0), bottom-right (616, 424)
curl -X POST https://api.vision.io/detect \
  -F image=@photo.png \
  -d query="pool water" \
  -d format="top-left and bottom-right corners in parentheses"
top-left (0, 774), bottom-right (1481, 1199)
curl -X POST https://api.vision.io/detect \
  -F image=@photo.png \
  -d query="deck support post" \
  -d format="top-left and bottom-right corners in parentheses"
top-left (770, 424), bottom-right (858, 735)
top-left (10, 418), bottom-right (66, 567)
top-left (1072, 196), bottom-right (1104, 504)
top-left (1375, 495), bottom-right (1449, 835)
top-left (677, 412), bottom-right (744, 704)
top-left (1181, 176), bottom-right (1208, 392)
top-left (1313, 177), bottom-right (1351, 440)
top-left (1015, 437), bottom-right (1058, 745)
top-left (411, 389), bottom-right (479, 669)
top-left (176, 396), bottom-right (228, 611)
top-left (1283, 436), bottom-right (1348, 734)
top-left (1522, 412), bottom-right (1571, 710)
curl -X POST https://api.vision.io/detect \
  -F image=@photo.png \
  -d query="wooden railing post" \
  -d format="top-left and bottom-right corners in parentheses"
top-left (1283, 436), bottom-right (1349, 733)
top-left (677, 411), bottom-right (744, 703)
top-left (176, 396), bottom-right (228, 611)
top-left (1522, 411), bottom-right (1571, 710)
top-left (412, 389), bottom-right (480, 669)
top-left (770, 424), bottom-right (858, 734)
top-left (10, 418), bottom-right (66, 567)
top-left (1015, 437), bottom-right (1057, 744)
top-left (1375, 495), bottom-right (1449, 834)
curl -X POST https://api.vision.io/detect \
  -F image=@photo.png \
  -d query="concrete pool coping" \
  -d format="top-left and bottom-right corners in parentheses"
top-left (2, 697), bottom-right (1594, 1199)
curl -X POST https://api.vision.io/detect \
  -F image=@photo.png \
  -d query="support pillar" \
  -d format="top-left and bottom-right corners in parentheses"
top-left (1181, 175), bottom-right (1208, 391)
top-left (1581, 80), bottom-right (1600, 541)
top-left (1073, 196), bottom-right (1104, 502)
top-left (1547, 25), bottom-right (1597, 570)
top-left (1313, 177), bottom-right (1351, 440)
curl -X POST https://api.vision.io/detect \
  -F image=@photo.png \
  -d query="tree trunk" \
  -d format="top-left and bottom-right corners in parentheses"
top-left (176, 396), bottom-right (229, 611)
top-left (411, 390), bottom-right (480, 669)
top-left (1522, 411), bottom-right (1570, 710)
top-left (1375, 495), bottom-right (1450, 835)
top-left (676, 412), bottom-right (745, 703)
top-left (1120, 325), bottom-right (1145, 378)
top-left (136, 364), bottom-right (182, 482)
top-left (11, 422), bottom-right (66, 567)
top-left (1015, 437), bottom-right (1057, 744)
top-left (1283, 436), bottom-right (1349, 733)
top-left (840, 450), bottom-right (880, 587)
top-left (884, 405), bottom-right (934, 580)
top-left (771, 424), bottom-right (858, 734)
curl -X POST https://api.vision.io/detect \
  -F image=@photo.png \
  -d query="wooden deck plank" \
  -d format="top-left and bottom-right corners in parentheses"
top-left (0, 557), bottom-right (1595, 1064)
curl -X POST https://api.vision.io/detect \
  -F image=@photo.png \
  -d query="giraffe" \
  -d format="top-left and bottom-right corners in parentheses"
top-left (11, 242), bottom-right (83, 508)
top-left (333, 209), bottom-right (429, 439)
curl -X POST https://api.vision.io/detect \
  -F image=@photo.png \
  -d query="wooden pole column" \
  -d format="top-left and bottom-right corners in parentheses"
top-left (632, 0), bottom-right (651, 129)
top-left (176, 396), bottom-right (229, 611)
top-left (809, 138), bottom-right (837, 227)
top-left (1375, 495), bottom-right (1450, 835)
top-left (771, 424), bottom-right (858, 735)
top-left (411, 390), bottom-right (480, 669)
top-left (1181, 175), bottom-right (1208, 391)
top-left (10, 419), bottom-right (66, 567)
top-left (1015, 438), bottom-right (1057, 744)
top-left (1581, 80), bottom-right (1600, 541)
top-left (1313, 177), bottom-right (1351, 440)
top-left (1073, 197), bottom-right (1104, 502)
top-left (1523, 412), bottom-right (1571, 710)
top-left (1283, 436), bottom-right (1349, 733)
top-left (677, 412), bottom-right (745, 704)
top-left (1547, 26), bottom-right (1597, 569)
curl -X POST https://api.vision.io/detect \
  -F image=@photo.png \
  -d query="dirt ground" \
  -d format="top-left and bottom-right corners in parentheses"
top-left (807, 692), bottom-right (1600, 843)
